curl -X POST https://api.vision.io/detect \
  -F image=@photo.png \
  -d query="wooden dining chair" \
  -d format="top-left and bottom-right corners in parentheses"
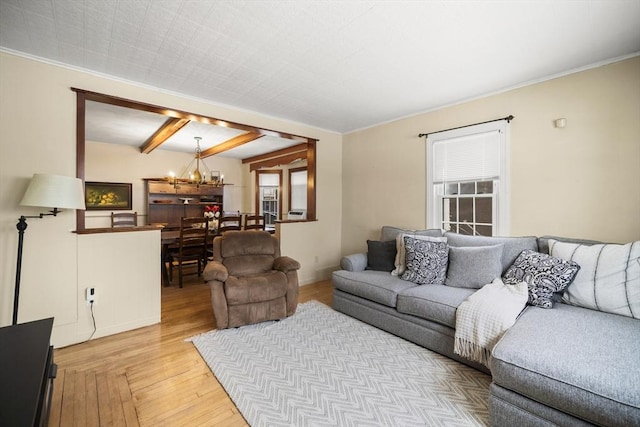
top-left (217, 211), bottom-right (242, 234)
top-left (243, 214), bottom-right (265, 231)
top-left (167, 216), bottom-right (209, 288)
top-left (111, 212), bottom-right (138, 228)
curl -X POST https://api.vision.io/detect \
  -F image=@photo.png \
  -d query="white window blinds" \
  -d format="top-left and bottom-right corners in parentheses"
top-left (259, 173), bottom-right (279, 186)
top-left (432, 130), bottom-right (501, 183)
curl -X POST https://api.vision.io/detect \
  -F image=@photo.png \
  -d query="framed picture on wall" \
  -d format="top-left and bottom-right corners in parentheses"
top-left (85, 182), bottom-right (132, 210)
top-left (210, 171), bottom-right (220, 185)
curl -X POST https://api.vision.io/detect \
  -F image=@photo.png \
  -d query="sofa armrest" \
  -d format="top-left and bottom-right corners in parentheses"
top-left (203, 261), bottom-right (229, 282)
top-left (340, 253), bottom-right (368, 272)
top-left (274, 256), bottom-right (301, 273)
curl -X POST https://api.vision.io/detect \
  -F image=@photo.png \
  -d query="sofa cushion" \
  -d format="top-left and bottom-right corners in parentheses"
top-left (445, 244), bottom-right (504, 289)
top-left (551, 239), bottom-right (640, 319)
top-left (380, 226), bottom-right (443, 242)
top-left (366, 239), bottom-right (397, 272)
top-left (225, 271), bottom-right (288, 305)
top-left (332, 270), bottom-right (417, 308)
top-left (401, 237), bottom-right (449, 285)
top-left (502, 249), bottom-right (581, 309)
top-left (396, 284), bottom-right (476, 328)
top-left (445, 232), bottom-right (538, 273)
top-left (491, 303), bottom-right (640, 426)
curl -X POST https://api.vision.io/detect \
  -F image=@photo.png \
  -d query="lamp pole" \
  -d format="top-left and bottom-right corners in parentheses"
top-left (13, 209), bottom-right (60, 325)
top-left (13, 216), bottom-right (28, 325)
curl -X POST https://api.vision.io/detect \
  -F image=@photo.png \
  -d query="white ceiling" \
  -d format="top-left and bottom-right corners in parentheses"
top-left (84, 100), bottom-right (301, 158)
top-left (1, 0), bottom-right (639, 136)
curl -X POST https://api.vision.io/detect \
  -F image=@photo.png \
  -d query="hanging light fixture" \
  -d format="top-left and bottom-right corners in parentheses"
top-left (174, 136), bottom-right (212, 187)
top-left (191, 136), bottom-right (203, 184)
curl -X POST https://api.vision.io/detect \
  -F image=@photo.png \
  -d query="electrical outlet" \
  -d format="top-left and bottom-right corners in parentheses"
top-left (86, 287), bottom-right (96, 303)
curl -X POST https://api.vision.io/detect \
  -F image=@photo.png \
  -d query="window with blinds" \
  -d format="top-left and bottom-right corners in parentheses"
top-left (426, 120), bottom-right (510, 236)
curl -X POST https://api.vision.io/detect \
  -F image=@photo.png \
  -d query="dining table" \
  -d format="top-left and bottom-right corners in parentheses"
top-left (160, 228), bottom-right (217, 286)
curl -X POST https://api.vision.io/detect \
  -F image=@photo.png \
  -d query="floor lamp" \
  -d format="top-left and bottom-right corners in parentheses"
top-left (13, 174), bottom-right (85, 325)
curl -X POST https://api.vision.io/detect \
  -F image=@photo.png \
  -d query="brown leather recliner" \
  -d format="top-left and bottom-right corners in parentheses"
top-left (203, 231), bottom-right (300, 329)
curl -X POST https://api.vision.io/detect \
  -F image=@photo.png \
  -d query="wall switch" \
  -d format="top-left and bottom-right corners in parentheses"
top-left (86, 287), bottom-right (96, 303)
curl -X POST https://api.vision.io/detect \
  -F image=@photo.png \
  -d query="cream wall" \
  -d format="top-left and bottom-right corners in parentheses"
top-left (0, 52), bottom-right (343, 346)
top-left (342, 57), bottom-right (640, 255)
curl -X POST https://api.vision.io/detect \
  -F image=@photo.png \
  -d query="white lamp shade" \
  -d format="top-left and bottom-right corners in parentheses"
top-left (20, 174), bottom-right (86, 210)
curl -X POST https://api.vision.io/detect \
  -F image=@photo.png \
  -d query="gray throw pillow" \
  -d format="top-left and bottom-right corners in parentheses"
top-left (445, 244), bottom-right (504, 288)
top-left (502, 249), bottom-right (581, 309)
top-left (401, 236), bottom-right (448, 285)
top-left (366, 239), bottom-right (397, 272)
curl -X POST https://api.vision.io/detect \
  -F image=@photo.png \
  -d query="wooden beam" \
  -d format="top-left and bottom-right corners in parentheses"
top-left (76, 91), bottom-right (86, 231)
top-left (140, 117), bottom-right (191, 154)
top-left (200, 132), bottom-right (264, 158)
top-left (249, 151), bottom-right (307, 172)
top-left (71, 88), bottom-right (311, 143)
top-left (306, 140), bottom-right (317, 221)
top-left (242, 143), bottom-right (308, 164)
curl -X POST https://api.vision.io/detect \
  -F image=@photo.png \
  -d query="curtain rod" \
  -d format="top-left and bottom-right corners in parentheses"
top-left (418, 115), bottom-right (514, 138)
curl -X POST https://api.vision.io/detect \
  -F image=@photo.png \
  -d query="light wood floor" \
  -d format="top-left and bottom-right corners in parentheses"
top-left (49, 277), bottom-right (333, 427)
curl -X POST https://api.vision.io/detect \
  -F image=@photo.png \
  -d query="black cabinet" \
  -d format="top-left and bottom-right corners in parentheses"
top-left (0, 318), bottom-right (56, 427)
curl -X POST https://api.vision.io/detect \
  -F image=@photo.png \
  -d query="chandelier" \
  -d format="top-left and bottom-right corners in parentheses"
top-left (172, 137), bottom-right (213, 187)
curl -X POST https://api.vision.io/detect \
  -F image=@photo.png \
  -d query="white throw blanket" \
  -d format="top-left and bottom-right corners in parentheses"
top-left (454, 278), bottom-right (528, 368)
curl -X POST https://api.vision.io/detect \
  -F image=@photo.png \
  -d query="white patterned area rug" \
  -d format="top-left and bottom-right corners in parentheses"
top-left (190, 301), bottom-right (490, 427)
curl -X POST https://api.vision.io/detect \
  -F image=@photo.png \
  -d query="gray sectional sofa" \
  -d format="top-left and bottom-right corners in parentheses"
top-left (332, 226), bottom-right (640, 427)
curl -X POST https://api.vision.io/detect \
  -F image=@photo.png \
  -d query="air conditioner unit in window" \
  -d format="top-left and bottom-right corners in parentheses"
top-left (287, 210), bottom-right (306, 220)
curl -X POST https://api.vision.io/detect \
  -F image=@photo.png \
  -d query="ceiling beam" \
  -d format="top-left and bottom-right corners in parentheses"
top-left (140, 117), bottom-right (191, 154)
top-left (249, 151), bottom-right (307, 172)
top-left (242, 143), bottom-right (308, 164)
top-left (71, 88), bottom-right (312, 143)
top-left (200, 132), bottom-right (264, 158)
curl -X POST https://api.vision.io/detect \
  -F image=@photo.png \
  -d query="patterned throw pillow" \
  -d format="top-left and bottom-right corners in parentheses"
top-left (401, 236), bottom-right (449, 285)
top-left (503, 250), bottom-right (581, 308)
top-left (392, 233), bottom-right (447, 276)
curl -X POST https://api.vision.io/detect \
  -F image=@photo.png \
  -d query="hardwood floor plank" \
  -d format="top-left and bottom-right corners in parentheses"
top-left (107, 371), bottom-right (127, 426)
top-left (48, 367), bottom-right (65, 426)
top-left (73, 369), bottom-right (87, 426)
top-left (50, 279), bottom-right (333, 427)
top-left (115, 373), bottom-right (139, 427)
top-left (59, 370), bottom-right (75, 427)
top-left (95, 371), bottom-right (113, 426)
top-left (84, 371), bottom-right (100, 427)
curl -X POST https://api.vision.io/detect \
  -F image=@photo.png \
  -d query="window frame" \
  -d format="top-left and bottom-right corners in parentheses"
top-left (426, 120), bottom-right (510, 236)
top-left (255, 170), bottom-right (283, 228)
top-left (288, 166), bottom-right (308, 213)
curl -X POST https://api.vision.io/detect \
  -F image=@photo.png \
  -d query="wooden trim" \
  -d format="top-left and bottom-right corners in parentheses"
top-left (71, 88), bottom-right (311, 142)
top-left (306, 140), bottom-right (317, 221)
top-left (249, 152), bottom-right (306, 172)
top-left (74, 226), bottom-right (161, 235)
top-left (288, 166), bottom-right (307, 214)
top-left (242, 143), bottom-right (308, 164)
top-left (255, 170), bottom-right (283, 222)
top-left (276, 219), bottom-right (317, 224)
top-left (76, 91), bottom-right (86, 231)
top-left (200, 132), bottom-right (263, 158)
top-left (73, 88), bottom-right (319, 229)
top-left (140, 118), bottom-right (191, 154)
